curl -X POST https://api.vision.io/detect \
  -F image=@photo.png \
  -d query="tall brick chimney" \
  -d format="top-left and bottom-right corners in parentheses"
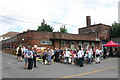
top-left (86, 16), bottom-right (91, 27)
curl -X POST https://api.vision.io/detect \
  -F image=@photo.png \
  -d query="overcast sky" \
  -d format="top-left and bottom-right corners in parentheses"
top-left (0, 0), bottom-right (119, 35)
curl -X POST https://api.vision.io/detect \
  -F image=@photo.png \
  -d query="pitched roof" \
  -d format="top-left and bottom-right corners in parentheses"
top-left (2, 31), bottom-right (20, 37)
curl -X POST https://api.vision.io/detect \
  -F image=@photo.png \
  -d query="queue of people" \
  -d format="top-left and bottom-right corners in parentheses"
top-left (16, 46), bottom-right (105, 70)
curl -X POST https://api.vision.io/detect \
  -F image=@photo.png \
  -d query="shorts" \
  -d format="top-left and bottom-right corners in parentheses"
top-left (24, 57), bottom-right (28, 63)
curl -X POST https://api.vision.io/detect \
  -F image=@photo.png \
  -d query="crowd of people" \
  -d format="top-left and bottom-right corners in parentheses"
top-left (16, 46), bottom-right (37, 70)
top-left (16, 46), bottom-right (105, 70)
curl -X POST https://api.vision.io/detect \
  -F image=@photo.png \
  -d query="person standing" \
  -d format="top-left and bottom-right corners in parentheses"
top-left (32, 47), bottom-right (37, 68)
top-left (93, 49), bottom-right (96, 62)
top-left (63, 50), bottom-right (66, 63)
top-left (47, 49), bottom-right (52, 65)
top-left (81, 48), bottom-right (85, 62)
top-left (87, 48), bottom-right (93, 64)
top-left (23, 47), bottom-right (28, 69)
top-left (54, 48), bottom-right (60, 62)
top-left (17, 47), bottom-right (23, 62)
top-left (65, 49), bottom-right (71, 64)
top-left (27, 47), bottom-right (33, 70)
top-left (103, 47), bottom-right (107, 59)
top-left (42, 49), bottom-right (47, 64)
top-left (51, 48), bottom-right (55, 62)
top-left (77, 49), bottom-right (84, 67)
top-left (22, 46), bottom-right (26, 59)
top-left (95, 48), bottom-right (101, 64)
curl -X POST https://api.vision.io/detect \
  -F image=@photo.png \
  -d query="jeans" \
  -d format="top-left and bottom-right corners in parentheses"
top-left (79, 58), bottom-right (84, 66)
top-left (65, 57), bottom-right (69, 63)
top-left (88, 58), bottom-right (92, 64)
top-left (28, 58), bottom-right (33, 69)
top-left (33, 56), bottom-right (37, 67)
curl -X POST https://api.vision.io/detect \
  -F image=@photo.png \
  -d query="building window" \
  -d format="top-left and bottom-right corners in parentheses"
top-left (3, 37), bottom-right (5, 39)
top-left (70, 41), bottom-right (75, 49)
top-left (61, 41), bottom-right (66, 47)
top-left (91, 42), bottom-right (94, 46)
top-left (40, 40), bottom-right (52, 45)
top-left (84, 42), bottom-right (89, 49)
top-left (102, 29), bottom-right (108, 34)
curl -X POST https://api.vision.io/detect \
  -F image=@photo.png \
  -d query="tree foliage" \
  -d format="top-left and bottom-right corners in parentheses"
top-left (37, 19), bottom-right (54, 32)
top-left (60, 25), bottom-right (68, 33)
top-left (110, 22), bottom-right (120, 38)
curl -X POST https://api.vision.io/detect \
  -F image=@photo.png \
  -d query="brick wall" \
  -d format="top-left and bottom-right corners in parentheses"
top-left (53, 32), bottom-right (99, 41)
top-left (53, 40), bottom-right (60, 48)
top-left (17, 30), bottom-right (53, 48)
top-left (2, 30), bottom-right (101, 50)
top-left (79, 24), bottom-right (111, 41)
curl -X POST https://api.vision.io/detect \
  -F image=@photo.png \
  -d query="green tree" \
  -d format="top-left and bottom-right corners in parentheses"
top-left (37, 19), bottom-right (54, 32)
top-left (111, 22), bottom-right (120, 38)
top-left (60, 25), bottom-right (68, 33)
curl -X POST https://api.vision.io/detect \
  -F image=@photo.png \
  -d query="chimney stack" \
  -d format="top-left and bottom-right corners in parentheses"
top-left (86, 16), bottom-right (91, 27)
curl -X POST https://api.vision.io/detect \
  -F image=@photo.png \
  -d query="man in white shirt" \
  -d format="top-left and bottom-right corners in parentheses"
top-left (77, 48), bottom-right (84, 67)
top-left (95, 48), bottom-right (101, 64)
top-left (65, 49), bottom-right (71, 64)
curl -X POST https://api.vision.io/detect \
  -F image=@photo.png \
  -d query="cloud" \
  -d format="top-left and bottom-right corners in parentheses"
top-left (0, 0), bottom-right (118, 35)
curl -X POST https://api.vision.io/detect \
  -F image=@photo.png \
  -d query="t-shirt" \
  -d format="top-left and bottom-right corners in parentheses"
top-left (96, 49), bottom-right (100, 54)
top-left (88, 49), bottom-right (93, 58)
top-left (77, 50), bottom-right (84, 58)
top-left (28, 50), bottom-right (33, 59)
top-left (51, 50), bottom-right (54, 55)
top-left (88, 53), bottom-right (92, 58)
top-left (32, 50), bottom-right (37, 57)
top-left (48, 51), bottom-right (52, 55)
top-left (24, 49), bottom-right (28, 58)
top-left (65, 51), bottom-right (71, 57)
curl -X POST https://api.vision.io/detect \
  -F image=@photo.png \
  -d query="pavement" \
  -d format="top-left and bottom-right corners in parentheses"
top-left (1, 51), bottom-right (119, 78)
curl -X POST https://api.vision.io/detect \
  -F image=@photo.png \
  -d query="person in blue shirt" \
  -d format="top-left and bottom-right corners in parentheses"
top-left (23, 47), bottom-right (28, 69)
top-left (27, 47), bottom-right (33, 70)
top-left (47, 49), bottom-right (52, 65)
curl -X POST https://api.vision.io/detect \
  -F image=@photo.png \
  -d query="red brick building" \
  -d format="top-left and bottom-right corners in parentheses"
top-left (1, 32), bottom-right (20, 50)
top-left (2, 30), bottom-right (100, 50)
top-left (0, 31), bottom-right (20, 41)
top-left (18, 30), bottom-right (101, 49)
top-left (2, 16), bottom-right (111, 50)
top-left (79, 16), bottom-right (111, 50)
